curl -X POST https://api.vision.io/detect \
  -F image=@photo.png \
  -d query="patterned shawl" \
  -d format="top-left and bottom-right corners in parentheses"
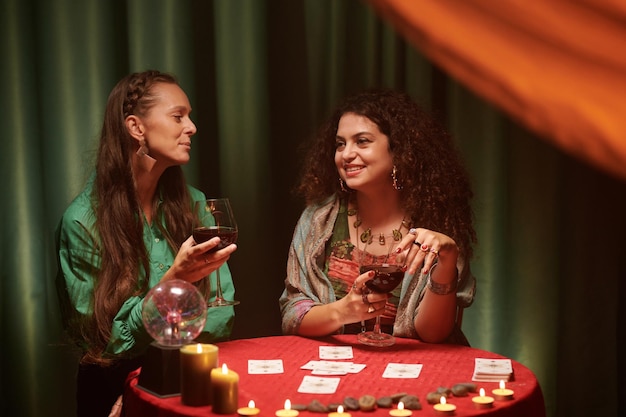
top-left (279, 195), bottom-right (475, 343)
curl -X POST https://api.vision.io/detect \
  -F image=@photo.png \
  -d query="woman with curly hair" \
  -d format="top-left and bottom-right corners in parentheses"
top-left (279, 89), bottom-right (476, 345)
top-left (56, 70), bottom-right (237, 416)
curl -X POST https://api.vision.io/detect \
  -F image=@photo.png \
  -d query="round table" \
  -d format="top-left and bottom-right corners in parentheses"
top-left (124, 335), bottom-right (545, 417)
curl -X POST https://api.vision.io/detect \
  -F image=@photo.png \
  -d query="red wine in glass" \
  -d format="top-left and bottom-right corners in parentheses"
top-left (357, 263), bottom-right (404, 347)
top-left (193, 198), bottom-right (239, 307)
top-left (193, 226), bottom-right (238, 253)
top-left (361, 264), bottom-right (404, 293)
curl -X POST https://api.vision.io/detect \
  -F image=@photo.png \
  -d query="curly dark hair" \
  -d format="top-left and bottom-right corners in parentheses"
top-left (296, 89), bottom-right (476, 259)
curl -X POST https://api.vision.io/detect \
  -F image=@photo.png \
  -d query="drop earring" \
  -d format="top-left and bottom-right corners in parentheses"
top-left (136, 139), bottom-right (149, 157)
top-left (391, 165), bottom-right (402, 190)
top-left (339, 177), bottom-right (348, 193)
top-left (136, 139), bottom-right (156, 171)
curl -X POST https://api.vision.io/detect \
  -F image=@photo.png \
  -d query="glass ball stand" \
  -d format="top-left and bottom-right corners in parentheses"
top-left (137, 279), bottom-right (208, 397)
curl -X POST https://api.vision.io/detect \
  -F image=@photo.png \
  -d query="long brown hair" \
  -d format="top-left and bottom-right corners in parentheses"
top-left (83, 70), bottom-right (197, 364)
top-left (296, 89), bottom-right (476, 259)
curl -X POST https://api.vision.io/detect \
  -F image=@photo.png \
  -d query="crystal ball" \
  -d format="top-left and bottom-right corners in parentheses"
top-left (142, 279), bottom-right (207, 346)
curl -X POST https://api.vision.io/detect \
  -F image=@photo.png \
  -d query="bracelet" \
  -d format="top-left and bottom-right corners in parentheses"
top-left (426, 263), bottom-right (458, 295)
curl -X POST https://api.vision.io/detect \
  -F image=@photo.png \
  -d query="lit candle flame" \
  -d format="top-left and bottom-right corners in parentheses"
top-left (284, 399), bottom-right (292, 410)
top-left (222, 363), bottom-right (229, 373)
top-left (397, 402), bottom-right (405, 410)
top-left (248, 400), bottom-right (256, 408)
top-left (337, 405), bottom-right (344, 414)
top-left (440, 396), bottom-right (446, 405)
top-left (196, 343), bottom-right (203, 353)
top-left (499, 380), bottom-right (505, 389)
top-left (479, 388), bottom-right (485, 397)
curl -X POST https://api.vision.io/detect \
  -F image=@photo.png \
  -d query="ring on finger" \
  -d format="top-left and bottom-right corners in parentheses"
top-left (429, 248), bottom-right (439, 257)
top-left (367, 304), bottom-right (375, 314)
top-left (420, 244), bottom-right (430, 253)
top-left (204, 256), bottom-right (210, 264)
top-left (362, 293), bottom-right (369, 305)
top-left (409, 228), bottom-right (417, 235)
top-left (413, 240), bottom-right (422, 246)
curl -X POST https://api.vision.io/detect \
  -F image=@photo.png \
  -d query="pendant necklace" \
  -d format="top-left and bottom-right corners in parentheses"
top-left (348, 207), bottom-right (410, 246)
top-left (349, 205), bottom-right (408, 333)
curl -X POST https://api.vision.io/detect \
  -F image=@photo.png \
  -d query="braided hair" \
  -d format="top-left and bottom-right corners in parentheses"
top-left (81, 70), bottom-right (197, 364)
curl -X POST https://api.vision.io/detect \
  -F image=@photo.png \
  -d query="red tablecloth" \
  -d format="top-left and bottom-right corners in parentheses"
top-left (124, 335), bottom-right (545, 417)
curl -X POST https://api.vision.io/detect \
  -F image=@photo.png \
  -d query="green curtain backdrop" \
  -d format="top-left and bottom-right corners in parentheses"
top-left (1, 1), bottom-right (624, 417)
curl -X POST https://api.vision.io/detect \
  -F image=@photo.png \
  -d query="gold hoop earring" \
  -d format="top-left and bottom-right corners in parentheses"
top-left (391, 165), bottom-right (402, 190)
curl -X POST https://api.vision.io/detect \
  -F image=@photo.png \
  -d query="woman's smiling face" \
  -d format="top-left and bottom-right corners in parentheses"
top-left (139, 82), bottom-right (197, 168)
top-left (334, 112), bottom-right (394, 193)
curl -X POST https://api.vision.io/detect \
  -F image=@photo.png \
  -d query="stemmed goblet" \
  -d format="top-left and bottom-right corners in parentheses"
top-left (193, 198), bottom-right (239, 307)
top-left (357, 256), bottom-right (404, 347)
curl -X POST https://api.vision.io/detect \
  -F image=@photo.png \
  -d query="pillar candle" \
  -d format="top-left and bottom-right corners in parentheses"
top-left (180, 343), bottom-right (218, 406)
top-left (211, 363), bottom-right (239, 414)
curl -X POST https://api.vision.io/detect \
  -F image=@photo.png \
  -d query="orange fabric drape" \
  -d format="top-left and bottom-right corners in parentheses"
top-left (366, 0), bottom-right (626, 181)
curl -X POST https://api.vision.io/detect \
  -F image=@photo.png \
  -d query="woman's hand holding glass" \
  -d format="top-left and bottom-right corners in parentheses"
top-left (163, 234), bottom-right (237, 284)
top-left (343, 270), bottom-right (391, 321)
top-left (356, 263), bottom-right (404, 346)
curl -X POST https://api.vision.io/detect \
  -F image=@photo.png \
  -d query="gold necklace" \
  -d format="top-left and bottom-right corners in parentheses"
top-left (347, 207), bottom-right (409, 246)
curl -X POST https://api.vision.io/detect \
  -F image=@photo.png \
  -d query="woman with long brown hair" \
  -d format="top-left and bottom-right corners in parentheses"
top-left (56, 70), bottom-right (236, 416)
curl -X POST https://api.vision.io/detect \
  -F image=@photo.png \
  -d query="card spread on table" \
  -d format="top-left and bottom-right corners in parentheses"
top-left (301, 360), bottom-right (365, 375)
top-left (301, 360), bottom-right (326, 370)
top-left (347, 363), bottom-right (367, 373)
top-left (319, 345), bottom-right (353, 359)
top-left (472, 358), bottom-right (513, 382)
top-left (382, 363), bottom-right (423, 378)
top-left (297, 375), bottom-right (341, 394)
top-left (248, 359), bottom-right (284, 374)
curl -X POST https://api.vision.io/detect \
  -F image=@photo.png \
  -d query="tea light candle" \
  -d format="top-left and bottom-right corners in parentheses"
top-left (211, 363), bottom-right (239, 414)
top-left (276, 399), bottom-right (299, 417)
top-left (389, 401), bottom-right (412, 417)
top-left (328, 405), bottom-right (351, 417)
top-left (433, 397), bottom-right (456, 415)
top-left (492, 380), bottom-right (514, 401)
top-left (238, 400), bottom-right (261, 416)
top-left (472, 388), bottom-right (494, 409)
top-left (180, 343), bottom-right (218, 406)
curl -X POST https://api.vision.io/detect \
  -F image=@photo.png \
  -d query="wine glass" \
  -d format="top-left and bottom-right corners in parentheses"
top-left (357, 260), bottom-right (404, 347)
top-left (193, 198), bottom-right (239, 307)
